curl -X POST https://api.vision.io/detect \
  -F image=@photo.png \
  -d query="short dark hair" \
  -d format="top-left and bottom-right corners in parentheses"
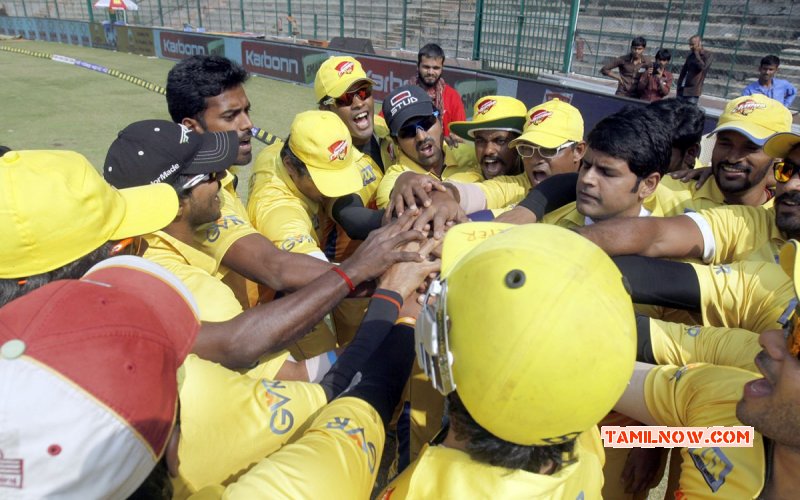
top-left (655, 48), bottom-right (671, 62)
top-left (446, 392), bottom-right (576, 474)
top-left (647, 98), bottom-right (704, 154)
top-left (0, 145), bottom-right (10, 157)
top-left (418, 43), bottom-right (446, 64)
top-left (280, 137), bottom-right (310, 177)
top-left (587, 107), bottom-right (672, 178)
top-left (0, 241), bottom-right (114, 307)
top-left (631, 36), bottom-right (646, 48)
top-left (761, 55), bottom-right (780, 67)
top-left (166, 55), bottom-right (249, 125)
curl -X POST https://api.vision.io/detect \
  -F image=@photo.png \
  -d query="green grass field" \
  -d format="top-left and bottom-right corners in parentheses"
top-left (0, 38), bottom-right (314, 201)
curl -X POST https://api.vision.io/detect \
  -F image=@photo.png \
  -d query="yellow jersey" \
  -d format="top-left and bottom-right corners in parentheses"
top-left (644, 363), bottom-right (766, 498)
top-left (381, 428), bottom-right (605, 499)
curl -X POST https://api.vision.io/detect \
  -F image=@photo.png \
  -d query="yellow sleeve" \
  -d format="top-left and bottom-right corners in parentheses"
top-left (193, 175), bottom-right (259, 270)
top-left (143, 250), bottom-right (243, 323)
top-left (249, 195), bottom-right (322, 255)
top-left (643, 364), bottom-right (765, 499)
top-left (476, 173), bottom-right (530, 210)
top-left (376, 164), bottom-right (411, 209)
top-left (211, 397), bottom-right (385, 499)
top-left (692, 261), bottom-right (793, 334)
top-left (698, 205), bottom-right (777, 264)
top-left (176, 355), bottom-right (328, 496)
top-left (648, 319), bottom-right (759, 371)
top-left (542, 202), bottom-right (584, 230)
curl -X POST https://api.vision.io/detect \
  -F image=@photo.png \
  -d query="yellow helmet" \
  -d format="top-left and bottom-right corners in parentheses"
top-left (415, 222), bottom-right (636, 445)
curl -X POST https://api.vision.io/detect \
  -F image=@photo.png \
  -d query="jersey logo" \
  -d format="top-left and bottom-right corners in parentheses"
top-left (476, 98), bottom-right (497, 115)
top-left (529, 109), bottom-right (552, 126)
top-left (731, 99), bottom-right (766, 116)
top-left (279, 234), bottom-right (316, 252)
top-left (688, 447), bottom-right (733, 493)
top-left (260, 380), bottom-right (295, 435)
top-left (335, 60), bottom-right (354, 77)
top-left (713, 265), bottom-right (732, 275)
top-left (360, 164), bottom-right (377, 186)
top-left (0, 449), bottom-right (24, 489)
top-left (326, 417), bottom-right (378, 473)
top-left (205, 215), bottom-right (246, 243)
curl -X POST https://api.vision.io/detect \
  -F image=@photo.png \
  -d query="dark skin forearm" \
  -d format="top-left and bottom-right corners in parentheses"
top-left (575, 215), bottom-right (704, 260)
top-left (194, 265), bottom-right (352, 369)
top-left (222, 232), bottom-right (331, 291)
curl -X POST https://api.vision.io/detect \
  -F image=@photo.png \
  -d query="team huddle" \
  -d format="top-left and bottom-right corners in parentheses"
top-left (2, 44), bottom-right (800, 500)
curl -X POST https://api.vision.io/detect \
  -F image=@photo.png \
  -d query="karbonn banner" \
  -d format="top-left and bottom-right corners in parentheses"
top-left (158, 32), bottom-right (225, 60)
top-left (241, 40), bottom-right (327, 84)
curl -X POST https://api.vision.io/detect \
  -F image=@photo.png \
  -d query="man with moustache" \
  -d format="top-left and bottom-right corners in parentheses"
top-left (448, 95), bottom-right (527, 179)
top-left (375, 85), bottom-right (482, 210)
top-left (413, 43), bottom-right (466, 139)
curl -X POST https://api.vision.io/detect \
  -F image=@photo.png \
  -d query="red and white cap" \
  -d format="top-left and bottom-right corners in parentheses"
top-left (0, 256), bottom-right (199, 497)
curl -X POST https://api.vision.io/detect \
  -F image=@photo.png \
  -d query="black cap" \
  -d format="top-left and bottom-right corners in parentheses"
top-left (104, 120), bottom-right (239, 189)
top-left (382, 85), bottom-right (436, 136)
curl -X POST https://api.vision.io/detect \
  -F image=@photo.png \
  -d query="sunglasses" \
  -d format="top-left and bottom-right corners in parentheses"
top-left (415, 279), bottom-right (457, 395)
top-left (397, 113), bottom-right (440, 140)
top-left (515, 141), bottom-right (575, 160)
top-left (324, 86), bottom-right (372, 107)
top-left (178, 171), bottom-right (224, 194)
top-left (774, 160), bottom-right (800, 183)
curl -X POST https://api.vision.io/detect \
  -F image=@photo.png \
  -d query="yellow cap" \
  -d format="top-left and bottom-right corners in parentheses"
top-left (0, 150), bottom-right (178, 278)
top-left (313, 56), bottom-right (375, 102)
top-left (709, 94), bottom-right (792, 146)
top-left (288, 111), bottom-right (363, 198)
top-left (765, 131), bottom-right (800, 159)
top-left (449, 96), bottom-right (527, 140)
top-left (509, 99), bottom-right (585, 150)
top-left (442, 222), bottom-right (636, 445)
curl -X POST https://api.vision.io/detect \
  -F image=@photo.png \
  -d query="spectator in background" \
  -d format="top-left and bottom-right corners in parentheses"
top-left (638, 48), bottom-right (673, 102)
top-left (676, 35), bottom-right (712, 105)
top-left (600, 36), bottom-right (649, 98)
top-left (412, 43), bottom-right (466, 143)
top-left (742, 55), bottom-right (797, 109)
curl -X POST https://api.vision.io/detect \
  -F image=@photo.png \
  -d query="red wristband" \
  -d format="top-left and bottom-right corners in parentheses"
top-left (331, 267), bottom-right (355, 293)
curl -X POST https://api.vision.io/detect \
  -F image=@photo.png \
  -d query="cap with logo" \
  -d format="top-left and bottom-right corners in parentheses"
top-left (314, 56), bottom-right (376, 103)
top-left (288, 110), bottom-right (363, 197)
top-left (0, 255), bottom-right (199, 497)
top-left (104, 119), bottom-right (239, 190)
top-left (449, 96), bottom-right (527, 140)
top-left (509, 98), bottom-right (585, 150)
top-left (765, 131), bottom-right (800, 159)
top-left (415, 222), bottom-right (636, 445)
top-left (708, 94), bottom-right (792, 146)
top-left (0, 150), bottom-right (178, 279)
top-left (382, 85), bottom-right (436, 137)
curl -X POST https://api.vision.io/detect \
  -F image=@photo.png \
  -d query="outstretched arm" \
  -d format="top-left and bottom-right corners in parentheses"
top-left (575, 214), bottom-right (705, 260)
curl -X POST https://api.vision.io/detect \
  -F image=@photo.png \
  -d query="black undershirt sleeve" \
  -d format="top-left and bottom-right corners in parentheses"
top-left (319, 289), bottom-right (402, 401)
top-left (612, 255), bottom-right (702, 312)
top-left (330, 194), bottom-right (385, 240)
top-left (341, 324), bottom-right (416, 427)
top-left (636, 314), bottom-right (658, 364)
top-left (517, 172), bottom-right (578, 219)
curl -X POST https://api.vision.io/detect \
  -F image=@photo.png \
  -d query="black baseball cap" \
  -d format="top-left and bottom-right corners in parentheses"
top-left (104, 120), bottom-right (239, 189)
top-left (382, 85), bottom-right (436, 137)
